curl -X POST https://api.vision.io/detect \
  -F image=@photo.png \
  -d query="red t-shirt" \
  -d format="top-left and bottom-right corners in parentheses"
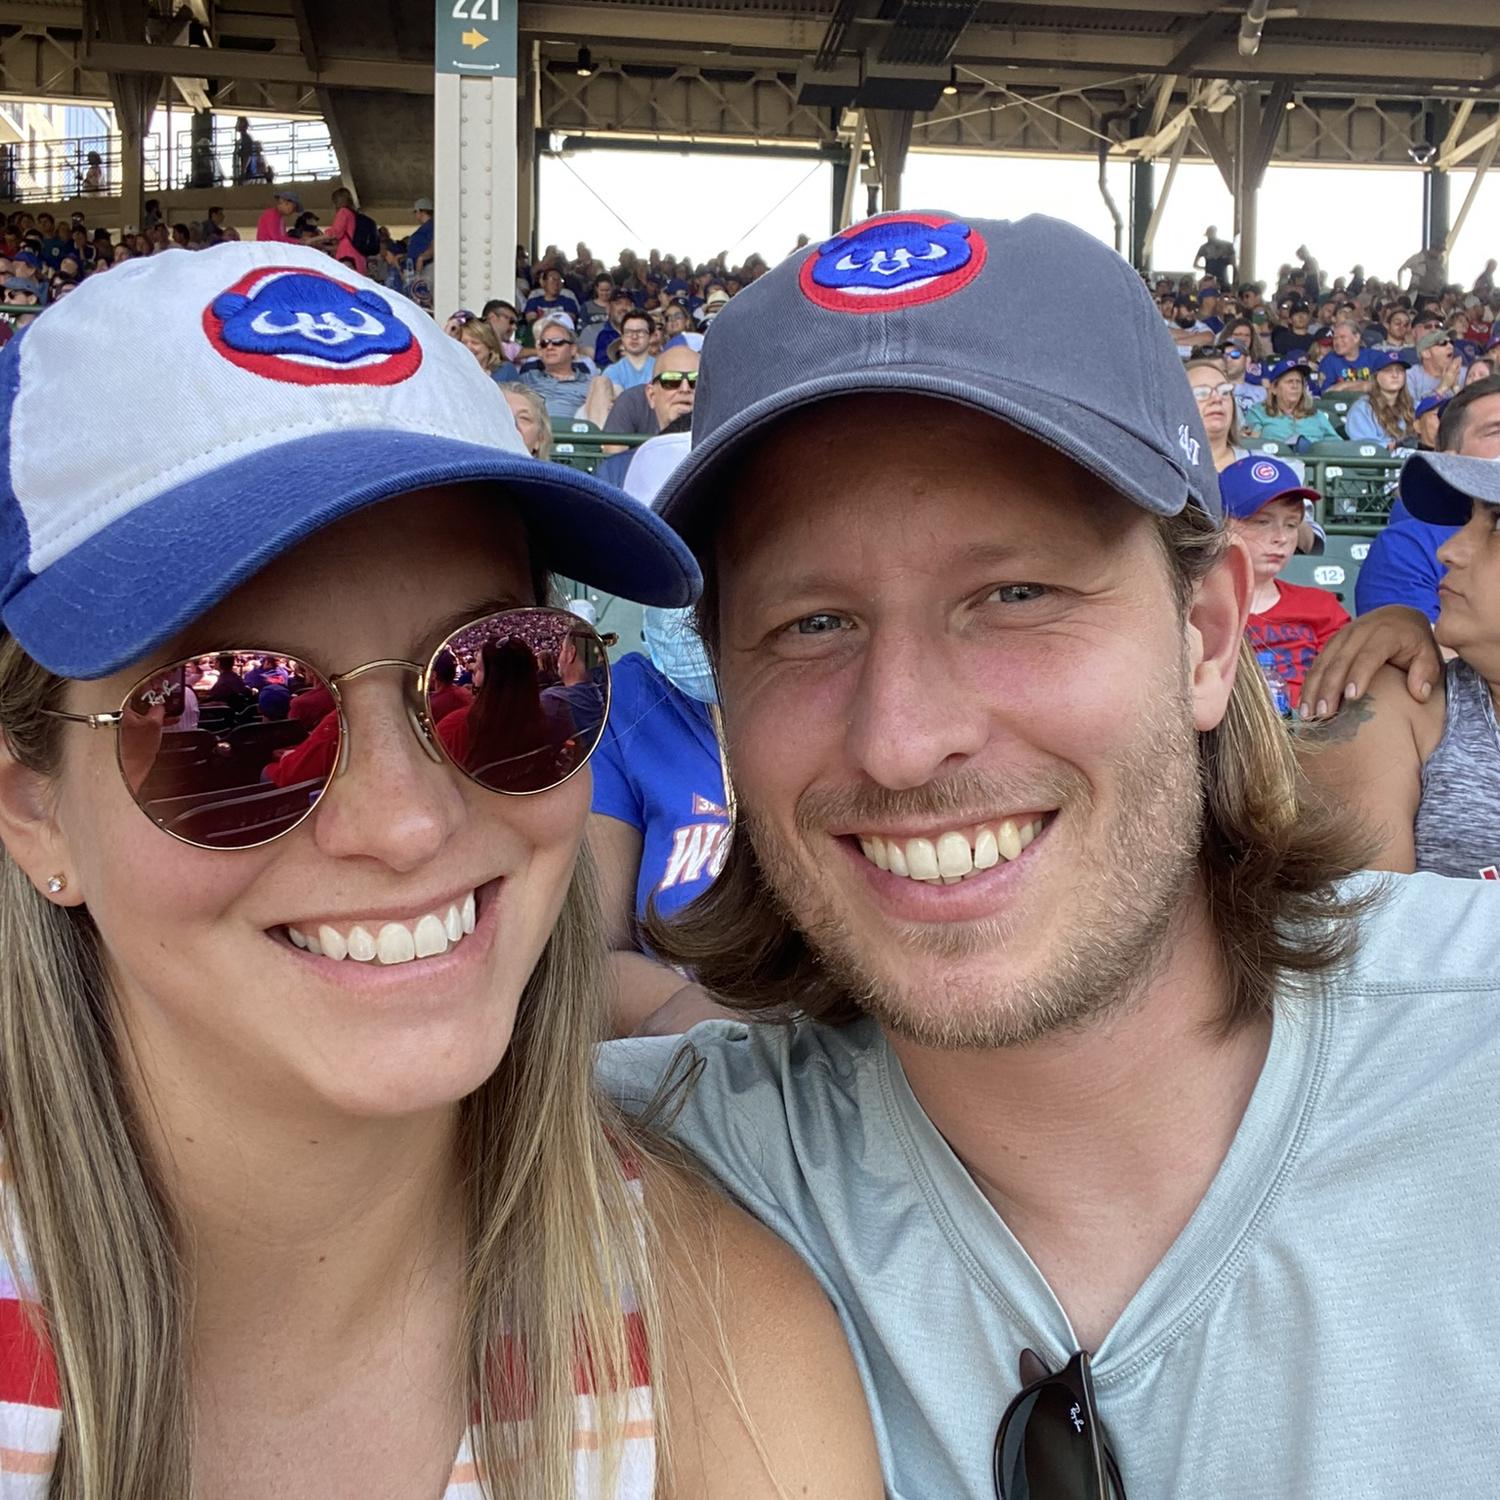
top-left (256, 205), bottom-right (291, 243)
top-left (1246, 580), bottom-right (1349, 708)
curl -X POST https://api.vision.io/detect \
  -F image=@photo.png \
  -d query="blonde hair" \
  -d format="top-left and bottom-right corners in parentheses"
top-left (1264, 369), bottom-right (1317, 420)
top-left (461, 319), bottom-right (505, 373)
top-left (649, 505), bottom-right (1377, 1036)
top-left (0, 636), bottom-right (668, 1498)
top-left (503, 384), bottom-right (554, 461)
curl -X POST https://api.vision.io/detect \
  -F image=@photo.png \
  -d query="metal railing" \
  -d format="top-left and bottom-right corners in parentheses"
top-left (0, 119), bottom-right (336, 203)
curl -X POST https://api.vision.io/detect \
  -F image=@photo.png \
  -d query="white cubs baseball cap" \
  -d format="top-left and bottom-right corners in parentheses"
top-left (0, 242), bottom-right (699, 679)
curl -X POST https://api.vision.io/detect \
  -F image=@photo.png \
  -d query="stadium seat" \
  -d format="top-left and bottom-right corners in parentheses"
top-left (1307, 453), bottom-right (1401, 527)
top-left (1303, 439), bottom-right (1386, 460)
top-left (1242, 437), bottom-right (1289, 456)
top-left (1280, 553), bottom-right (1357, 607)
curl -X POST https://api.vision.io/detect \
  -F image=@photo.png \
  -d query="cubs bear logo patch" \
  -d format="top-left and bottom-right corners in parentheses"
top-left (203, 267), bottom-right (423, 386)
top-left (799, 213), bottom-right (987, 314)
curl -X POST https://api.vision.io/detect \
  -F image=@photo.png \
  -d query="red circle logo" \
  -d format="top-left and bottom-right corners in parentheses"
top-left (799, 214), bottom-right (988, 314)
top-left (202, 267), bottom-right (423, 386)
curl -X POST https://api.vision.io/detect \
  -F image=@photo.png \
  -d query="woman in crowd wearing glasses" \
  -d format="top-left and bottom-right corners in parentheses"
top-left (0, 245), bottom-right (880, 1499)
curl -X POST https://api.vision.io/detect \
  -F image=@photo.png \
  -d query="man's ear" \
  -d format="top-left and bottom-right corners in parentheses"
top-left (1187, 534), bottom-right (1254, 733)
top-left (0, 743), bottom-right (82, 906)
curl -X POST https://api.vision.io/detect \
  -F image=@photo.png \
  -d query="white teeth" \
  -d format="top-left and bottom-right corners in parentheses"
top-left (906, 838), bottom-right (940, 881)
top-left (377, 923), bottom-right (416, 965)
top-left (973, 827), bottom-right (1000, 870)
top-left (285, 889), bottom-right (481, 967)
top-left (347, 925), bottom-right (377, 962)
top-left (858, 820), bottom-right (1046, 884)
top-left (414, 914), bottom-right (448, 959)
top-left (997, 819), bottom-right (1023, 863)
top-left (936, 831), bottom-right (973, 879)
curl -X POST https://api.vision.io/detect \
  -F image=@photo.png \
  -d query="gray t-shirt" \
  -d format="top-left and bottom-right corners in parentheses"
top-left (600, 871), bottom-right (1500, 1497)
top-left (1415, 657), bottom-right (1500, 878)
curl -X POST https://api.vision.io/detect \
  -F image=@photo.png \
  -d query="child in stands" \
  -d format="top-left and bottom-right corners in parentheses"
top-left (1221, 455), bottom-right (1349, 709)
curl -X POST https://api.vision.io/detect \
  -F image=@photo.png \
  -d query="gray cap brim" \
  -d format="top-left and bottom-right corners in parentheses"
top-left (655, 367), bottom-right (1198, 553)
top-left (1400, 451), bottom-right (1500, 526)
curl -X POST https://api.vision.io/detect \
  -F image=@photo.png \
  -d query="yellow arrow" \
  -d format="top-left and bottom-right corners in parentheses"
top-left (461, 27), bottom-right (488, 48)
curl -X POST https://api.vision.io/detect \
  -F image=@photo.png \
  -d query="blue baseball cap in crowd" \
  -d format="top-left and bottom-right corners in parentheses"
top-left (1414, 394), bottom-right (1450, 420)
top-left (655, 211), bottom-right (1223, 546)
top-left (1364, 349), bottom-right (1406, 373)
top-left (0, 242), bottom-right (698, 679)
top-left (1400, 451), bottom-right (1500, 525)
top-left (1218, 455), bottom-right (1319, 519)
top-left (1266, 357), bottom-right (1312, 382)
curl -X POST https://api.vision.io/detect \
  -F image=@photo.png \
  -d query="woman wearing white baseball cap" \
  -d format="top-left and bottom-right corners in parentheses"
top-left (0, 245), bottom-right (879, 1497)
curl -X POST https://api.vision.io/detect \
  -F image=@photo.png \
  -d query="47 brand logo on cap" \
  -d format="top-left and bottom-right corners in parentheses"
top-left (800, 213), bottom-right (987, 314)
top-left (203, 267), bottom-right (423, 386)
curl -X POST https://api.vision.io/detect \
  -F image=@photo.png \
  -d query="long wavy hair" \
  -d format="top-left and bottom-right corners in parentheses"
top-left (648, 503), bottom-right (1378, 1036)
top-left (0, 630), bottom-right (670, 1498)
top-left (1366, 367), bottom-right (1415, 442)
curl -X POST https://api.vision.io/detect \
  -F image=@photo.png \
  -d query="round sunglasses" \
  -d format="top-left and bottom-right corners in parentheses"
top-left (43, 607), bottom-right (612, 851)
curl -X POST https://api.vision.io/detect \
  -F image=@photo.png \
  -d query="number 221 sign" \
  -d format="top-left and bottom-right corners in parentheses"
top-left (435, 0), bottom-right (516, 76)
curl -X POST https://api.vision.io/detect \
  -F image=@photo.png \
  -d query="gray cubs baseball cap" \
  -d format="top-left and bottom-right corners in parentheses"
top-left (653, 211), bottom-right (1222, 552)
top-left (1401, 451), bottom-right (1499, 526)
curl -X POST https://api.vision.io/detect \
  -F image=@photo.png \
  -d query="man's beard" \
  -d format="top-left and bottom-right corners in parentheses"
top-left (743, 669), bottom-right (1205, 1051)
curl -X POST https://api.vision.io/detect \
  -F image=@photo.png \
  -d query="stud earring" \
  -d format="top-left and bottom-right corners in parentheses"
top-left (45, 875), bottom-right (67, 895)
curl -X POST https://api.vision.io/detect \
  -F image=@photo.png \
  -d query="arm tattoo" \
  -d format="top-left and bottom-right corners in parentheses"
top-left (1297, 693), bottom-right (1376, 744)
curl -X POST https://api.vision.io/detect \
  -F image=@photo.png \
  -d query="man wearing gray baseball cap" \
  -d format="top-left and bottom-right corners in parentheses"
top-left (603, 212), bottom-right (1500, 1498)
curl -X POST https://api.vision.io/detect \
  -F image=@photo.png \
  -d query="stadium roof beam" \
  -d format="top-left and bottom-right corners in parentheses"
top-left (80, 41), bottom-right (434, 93)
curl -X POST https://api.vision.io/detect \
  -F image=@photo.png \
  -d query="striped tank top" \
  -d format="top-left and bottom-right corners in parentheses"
top-left (1414, 657), bottom-right (1500, 881)
top-left (0, 1166), bottom-right (654, 1498)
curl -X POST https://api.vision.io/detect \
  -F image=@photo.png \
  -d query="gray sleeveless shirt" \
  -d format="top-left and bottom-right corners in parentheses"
top-left (1413, 657), bottom-right (1500, 879)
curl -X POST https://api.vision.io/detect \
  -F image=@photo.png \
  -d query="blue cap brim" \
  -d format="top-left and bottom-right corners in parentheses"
top-left (1400, 451), bottom-right (1498, 528)
top-left (5, 429), bottom-right (700, 679)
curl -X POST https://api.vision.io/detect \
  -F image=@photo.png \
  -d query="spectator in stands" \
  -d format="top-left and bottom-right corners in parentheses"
top-left (1196, 285), bottom-right (1224, 333)
top-left (255, 188), bottom-right (300, 245)
top-left (1400, 244), bottom-right (1447, 297)
top-left (1410, 394), bottom-right (1448, 451)
top-left (1188, 360), bottom-right (1245, 471)
top-left (1345, 350), bottom-right (1415, 448)
top-left (603, 339), bottom-right (700, 440)
top-left (1377, 305), bottom-right (1415, 354)
top-left (323, 187), bottom-right (366, 274)
top-left (1270, 299), bottom-right (1315, 358)
top-left (1318, 320), bottom-right (1374, 393)
top-left (662, 301), bottom-right (693, 340)
top-left (588, 430), bottom-right (735, 1036)
top-left (697, 286), bottom-right (730, 327)
top-left (458, 319), bottom-right (506, 378)
top-left (481, 299), bottom-right (520, 362)
top-left (1300, 449), bottom-right (1500, 878)
top-left (1222, 456), bottom-right (1349, 712)
top-left (606, 310), bottom-right (655, 393)
top-left (1465, 354), bottom-right (1495, 387)
top-left (1243, 360), bottom-right (1340, 446)
top-left (578, 273), bottom-right (614, 333)
top-left (1295, 243), bottom-right (1321, 298)
top-left (1353, 372), bottom-right (1500, 622)
top-left (502, 385), bottom-right (552, 460)
top-left (1405, 328), bottom-right (1464, 404)
top-left (524, 266), bottom-right (579, 326)
top-left (519, 313), bottom-right (611, 423)
top-left (1195, 225), bottom-right (1235, 286)
top-left (1166, 293), bottom-right (1213, 356)
top-left (1474, 259), bottom-right (1497, 299)
top-left (591, 289), bottom-right (636, 367)
top-left (81, 150), bottom-right (103, 193)
top-left (408, 197), bottom-right (434, 278)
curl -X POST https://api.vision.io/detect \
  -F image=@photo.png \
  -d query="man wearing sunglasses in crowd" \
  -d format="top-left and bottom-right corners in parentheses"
top-left (603, 339), bottom-right (701, 443)
top-left (604, 212), bottom-right (1500, 1499)
top-left (516, 311), bottom-right (613, 424)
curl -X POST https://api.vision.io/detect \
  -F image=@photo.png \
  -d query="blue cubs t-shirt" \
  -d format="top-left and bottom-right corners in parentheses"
top-left (1317, 352), bottom-right (1373, 385)
top-left (591, 653), bottom-right (728, 921)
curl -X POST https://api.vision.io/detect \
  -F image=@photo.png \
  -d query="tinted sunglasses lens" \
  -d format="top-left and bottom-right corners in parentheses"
top-left (996, 1381), bottom-right (1106, 1500)
top-left (121, 655), bottom-right (336, 849)
top-left (428, 610), bottom-right (609, 794)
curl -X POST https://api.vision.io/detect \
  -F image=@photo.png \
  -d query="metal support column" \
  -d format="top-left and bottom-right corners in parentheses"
top-left (1424, 104), bottom-right (1452, 269)
top-left (1129, 140), bottom-right (1154, 271)
top-left (838, 111), bottom-right (863, 230)
top-left (1141, 124), bottom-right (1188, 275)
top-left (434, 0), bottom-right (518, 318)
top-left (1448, 132), bottom-right (1500, 265)
top-left (866, 109), bottom-right (911, 215)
